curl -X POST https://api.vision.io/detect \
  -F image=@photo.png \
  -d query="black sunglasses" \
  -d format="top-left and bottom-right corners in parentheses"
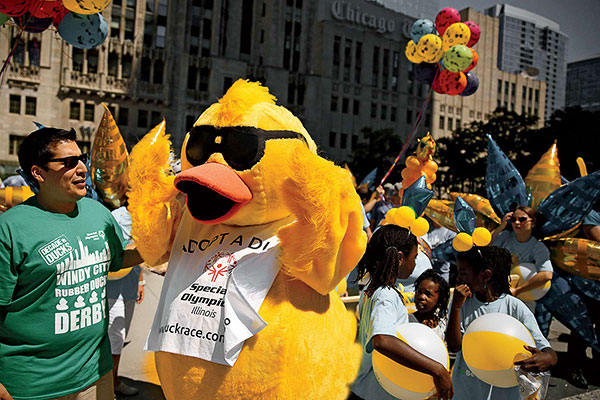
top-left (46, 153), bottom-right (88, 169)
top-left (185, 125), bottom-right (307, 170)
top-left (510, 216), bottom-right (530, 223)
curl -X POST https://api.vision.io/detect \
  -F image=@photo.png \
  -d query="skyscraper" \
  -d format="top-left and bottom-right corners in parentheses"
top-left (566, 56), bottom-right (600, 112)
top-left (365, 0), bottom-right (440, 20)
top-left (485, 4), bottom-right (567, 119)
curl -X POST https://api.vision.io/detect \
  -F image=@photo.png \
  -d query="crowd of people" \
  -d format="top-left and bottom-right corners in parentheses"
top-left (0, 126), bottom-right (598, 400)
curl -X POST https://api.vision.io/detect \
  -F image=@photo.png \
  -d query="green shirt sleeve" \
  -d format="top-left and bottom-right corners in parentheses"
top-left (0, 221), bottom-right (18, 305)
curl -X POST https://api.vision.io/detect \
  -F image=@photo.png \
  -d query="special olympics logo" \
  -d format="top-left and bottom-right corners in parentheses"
top-left (203, 251), bottom-right (238, 283)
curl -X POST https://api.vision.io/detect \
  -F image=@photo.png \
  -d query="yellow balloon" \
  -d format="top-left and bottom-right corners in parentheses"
top-left (405, 40), bottom-right (423, 63)
top-left (386, 207), bottom-right (399, 222)
top-left (62, 0), bottom-right (111, 14)
top-left (108, 267), bottom-right (133, 281)
top-left (472, 227), bottom-right (492, 247)
top-left (411, 217), bottom-right (430, 237)
top-left (417, 34), bottom-right (444, 63)
top-left (394, 206), bottom-right (416, 228)
top-left (453, 232), bottom-right (473, 252)
top-left (442, 22), bottom-right (471, 52)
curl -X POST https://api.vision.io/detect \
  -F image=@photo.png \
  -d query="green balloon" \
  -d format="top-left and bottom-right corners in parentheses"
top-left (443, 45), bottom-right (473, 73)
top-left (0, 13), bottom-right (9, 26)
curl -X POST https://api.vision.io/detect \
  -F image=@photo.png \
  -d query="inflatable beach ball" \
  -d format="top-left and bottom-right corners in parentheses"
top-left (373, 323), bottom-right (449, 399)
top-left (510, 263), bottom-right (551, 301)
top-left (463, 313), bottom-right (535, 388)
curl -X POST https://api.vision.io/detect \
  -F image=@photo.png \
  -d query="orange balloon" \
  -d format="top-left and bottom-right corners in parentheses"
top-left (406, 156), bottom-right (421, 169)
top-left (423, 160), bottom-right (438, 175)
top-left (465, 48), bottom-right (479, 72)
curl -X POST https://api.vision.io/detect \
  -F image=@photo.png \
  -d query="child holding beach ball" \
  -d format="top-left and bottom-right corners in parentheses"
top-left (349, 225), bottom-right (453, 400)
top-left (446, 246), bottom-right (557, 399)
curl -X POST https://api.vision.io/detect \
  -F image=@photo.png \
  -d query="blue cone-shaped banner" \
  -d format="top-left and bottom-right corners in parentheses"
top-left (454, 196), bottom-right (477, 234)
top-left (431, 237), bottom-right (457, 263)
top-left (359, 167), bottom-right (378, 191)
top-left (402, 175), bottom-right (434, 216)
top-left (537, 170), bottom-right (600, 237)
top-left (33, 121), bottom-right (45, 129)
top-left (485, 135), bottom-right (528, 217)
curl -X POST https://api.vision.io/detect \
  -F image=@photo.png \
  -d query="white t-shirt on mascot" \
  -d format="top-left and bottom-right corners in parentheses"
top-left (145, 211), bottom-right (291, 366)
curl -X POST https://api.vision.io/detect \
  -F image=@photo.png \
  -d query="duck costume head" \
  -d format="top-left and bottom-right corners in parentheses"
top-left (127, 80), bottom-right (367, 399)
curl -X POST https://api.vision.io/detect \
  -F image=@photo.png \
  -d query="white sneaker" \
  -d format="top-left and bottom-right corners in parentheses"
top-left (114, 382), bottom-right (139, 396)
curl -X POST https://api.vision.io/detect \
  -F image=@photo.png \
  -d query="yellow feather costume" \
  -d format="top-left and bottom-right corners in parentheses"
top-left (128, 80), bottom-right (366, 399)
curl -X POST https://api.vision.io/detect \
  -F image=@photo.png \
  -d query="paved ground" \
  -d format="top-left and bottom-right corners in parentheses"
top-left (115, 272), bottom-right (600, 399)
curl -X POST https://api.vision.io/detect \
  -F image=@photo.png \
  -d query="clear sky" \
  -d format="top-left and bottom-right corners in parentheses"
top-left (442, 0), bottom-right (600, 62)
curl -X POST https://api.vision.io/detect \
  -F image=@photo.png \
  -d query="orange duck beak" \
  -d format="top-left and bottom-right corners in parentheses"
top-left (174, 163), bottom-right (252, 224)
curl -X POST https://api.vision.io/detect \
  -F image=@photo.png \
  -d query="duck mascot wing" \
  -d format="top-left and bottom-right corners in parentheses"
top-left (128, 80), bottom-right (367, 399)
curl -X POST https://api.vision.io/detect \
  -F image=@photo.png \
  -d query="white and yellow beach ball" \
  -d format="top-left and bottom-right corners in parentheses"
top-left (510, 263), bottom-right (551, 302)
top-left (373, 323), bottom-right (449, 399)
top-left (463, 313), bottom-right (535, 388)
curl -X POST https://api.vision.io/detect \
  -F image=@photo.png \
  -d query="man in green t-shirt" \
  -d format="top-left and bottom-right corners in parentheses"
top-left (0, 128), bottom-right (143, 400)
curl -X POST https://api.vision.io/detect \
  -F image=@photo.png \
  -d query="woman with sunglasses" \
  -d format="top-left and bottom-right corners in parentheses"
top-left (490, 206), bottom-right (553, 311)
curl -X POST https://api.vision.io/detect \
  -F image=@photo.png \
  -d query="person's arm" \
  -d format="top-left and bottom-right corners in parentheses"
top-left (365, 226), bottom-right (373, 241)
top-left (491, 212), bottom-right (512, 242)
top-left (373, 335), bottom-right (453, 400)
top-left (446, 284), bottom-right (471, 353)
top-left (513, 345), bottom-right (557, 372)
top-left (511, 271), bottom-right (553, 297)
top-left (583, 225), bottom-right (600, 242)
top-left (123, 247), bottom-right (144, 269)
top-left (0, 383), bottom-right (14, 400)
top-left (137, 269), bottom-right (145, 304)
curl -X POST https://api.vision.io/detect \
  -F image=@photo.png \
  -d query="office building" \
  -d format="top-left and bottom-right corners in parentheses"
top-left (566, 56), bottom-right (600, 112)
top-left (485, 4), bottom-right (567, 119)
top-left (0, 0), bottom-right (428, 177)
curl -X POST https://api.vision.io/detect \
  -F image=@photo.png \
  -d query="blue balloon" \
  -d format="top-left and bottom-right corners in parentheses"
top-left (13, 13), bottom-right (52, 33)
top-left (431, 237), bottom-right (457, 264)
top-left (410, 19), bottom-right (437, 44)
top-left (84, 155), bottom-right (101, 201)
top-left (454, 197), bottom-right (477, 234)
top-left (536, 170), bottom-right (600, 237)
top-left (402, 175), bottom-right (434, 217)
top-left (58, 12), bottom-right (108, 50)
top-left (415, 62), bottom-right (438, 84)
top-left (485, 135), bottom-right (528, 218)
top-left (459, 72), bottom-right (479, 96)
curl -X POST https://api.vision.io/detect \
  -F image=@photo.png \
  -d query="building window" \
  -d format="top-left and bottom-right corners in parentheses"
top-left (372, 46), bottom-right (379, 87)
top-left (118, 107), bottom-right (129, 126)
top-left (355, 42), bottom-right (362, 84)
top-left (137, 109), bottom-right (148, 128)
top-left (84, 103), bottom-right (95, 121)
top-left (9, 95), bottom-right (21, 114)
top-left (108, 52), bottom-right (119, 77)
top-left (370, 102), bottom-right (377, 118)
top-left (122, 54), bottom-right (132, 78)
top-left (382, 49), bottom-right (389, 89)
top-left (340, 133), bottom-right (347, 149)
top-left (440, 104), bottom-right (445, 112)
top-left (9, 135), bottom-right (25, 155)
top-left (343, 39), bottom-right (352, 82)
top-left (24, 97), bottom-right (36, 116)
top-left (188, 65), bottom-right (198, 89)
top-left (342, 98), bottom-right (349, 114)
top-left (448, 106), bottom-right (453, 114)
top-left (87, 49), bottom-right (98, 74)
top-left (141, 57), bottom-right (151, 81)
top-left (497, 79), bottom-right (502, 95)
top-left (406, 109), bottom-right (412, 124)
top-left (381, 105), bottom-right (387, 120)
top-left (448, 118), bottom-right (453, 131)
top-left (331, 95), bottom-right (338, 112)
top-left (439, 116), bottom-right (445, 129)
top-left (353, 99), bottom-right (359, 115)
top-left (477, 112), bottom-right (482, 119)
top-left (153, 59), bottom-right (164, 84)
top-left (456, 119), bottom-right (461, 129)
top-left (150, 111), bottom-right (161, 126)
top-left (329, 131), bottom-right (336, 147)
top-left (332, 35), bottom-right (340, 80)
top-left (69, 101), bottom-right (80, 120)
top-left (391, 51), bottom-right (399, 90)
top-left (391, 107), bottom-right (396, 122)
top-left (469, 110), bottom-right (474, 118)
top-left (351, 134), bottom-right (358, 149)
top-left (72, 48), bottom-right (84, 72)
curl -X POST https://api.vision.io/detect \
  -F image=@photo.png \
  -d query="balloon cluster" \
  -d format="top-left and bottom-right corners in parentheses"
top-left (400, 133), bottom-right (438, 193)
top-left (452, 197), bottom-right (492, 251)
top-left (0, 0), bottom-right (110, 50)
top-left (405, 7), bottom-right (480, 96)
top-left (385, 176), bottom-right (434, 237)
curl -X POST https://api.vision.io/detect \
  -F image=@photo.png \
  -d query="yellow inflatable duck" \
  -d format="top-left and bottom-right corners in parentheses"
top-left (127, 80), bottom-right (367, 399)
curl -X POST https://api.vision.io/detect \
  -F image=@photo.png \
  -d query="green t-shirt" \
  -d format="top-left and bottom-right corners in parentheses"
top-left (0, 196), bottom-right (127, 400)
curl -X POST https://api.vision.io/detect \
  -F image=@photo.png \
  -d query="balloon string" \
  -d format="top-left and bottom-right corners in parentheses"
top-left (379, 70), bottom-right (437, 186)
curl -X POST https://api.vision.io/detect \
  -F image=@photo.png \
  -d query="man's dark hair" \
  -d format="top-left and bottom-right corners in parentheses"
top-left (18, 128), bottom-right (77, 180)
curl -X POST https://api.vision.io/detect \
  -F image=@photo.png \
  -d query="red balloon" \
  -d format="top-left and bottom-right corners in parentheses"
top-left (438, 70), bottom-right (467, 96)
top-left (432, 74), bottom-right (447, 94)
top-left (30, 1), bottom-right (66, 20)
top-left (0, 0), bottom-right (28, 17)
top-left (435, 8), bottom-right (461, 37)
top-left (465, 48), bottom-right (479, 72)
top-left (464, 21), bottom-right (481, 47)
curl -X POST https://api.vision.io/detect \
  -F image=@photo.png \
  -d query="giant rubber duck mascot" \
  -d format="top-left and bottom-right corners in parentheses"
top-left (127, 80), bottom-right (367, 399)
